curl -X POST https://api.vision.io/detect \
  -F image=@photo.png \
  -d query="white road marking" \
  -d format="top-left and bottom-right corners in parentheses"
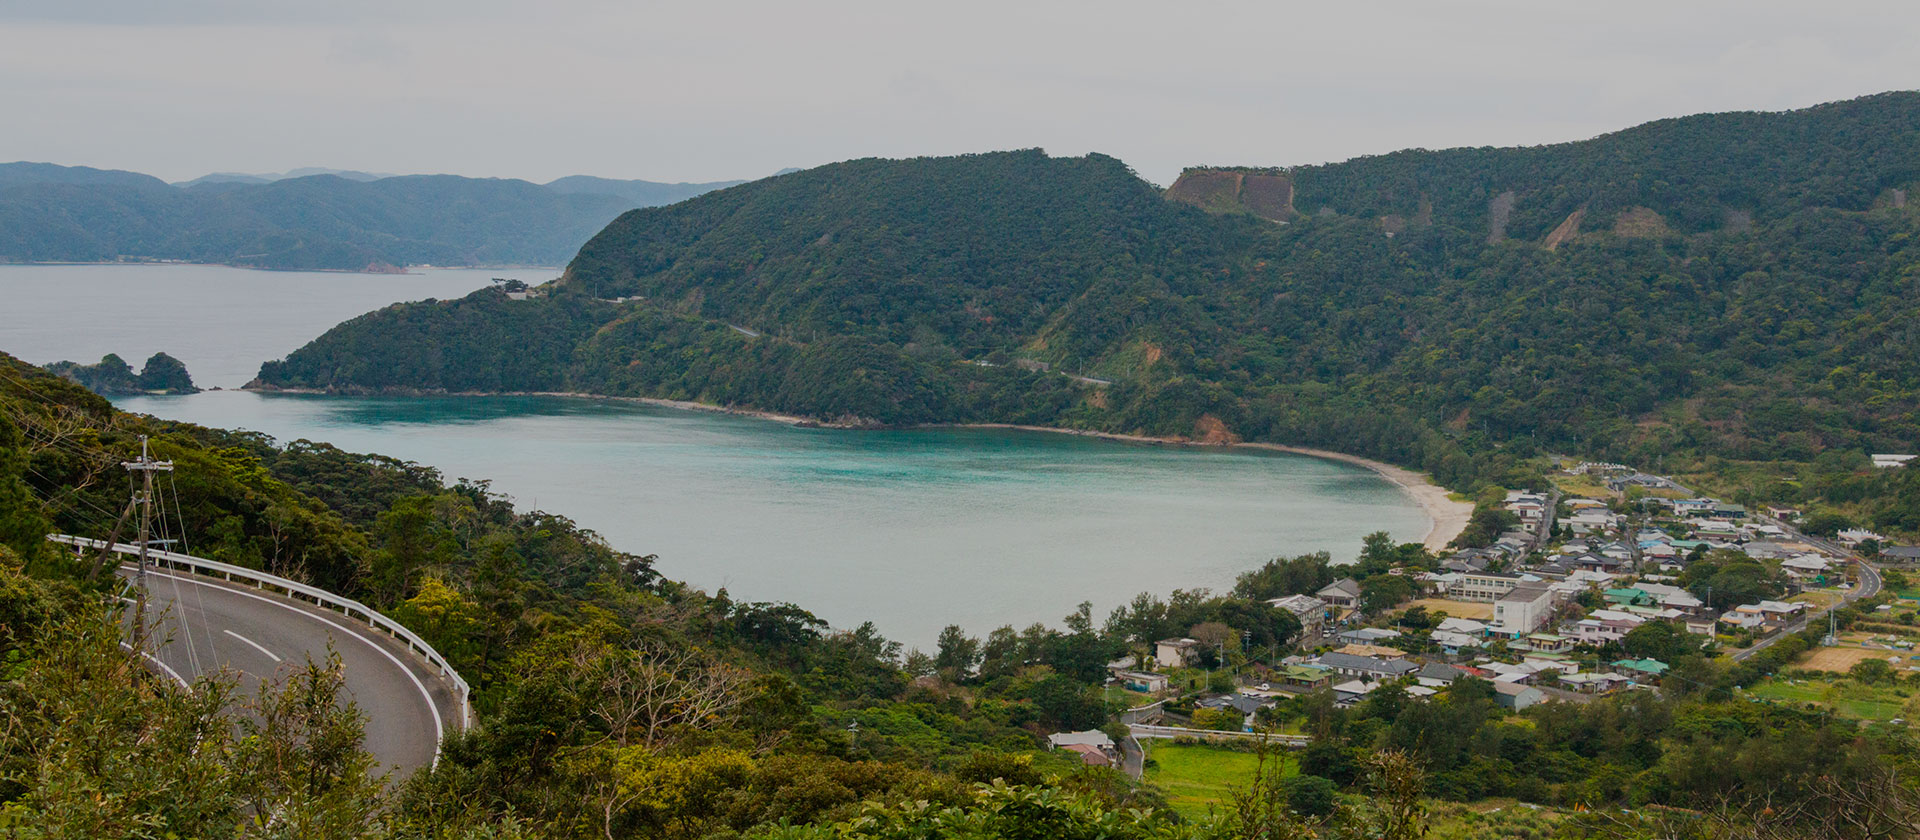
top-left (120, 641), bottom-right (191, 689)
top-left (224, 628), bottom-right (282, 662)
top-left (142, 568), bottom-right (446, 764)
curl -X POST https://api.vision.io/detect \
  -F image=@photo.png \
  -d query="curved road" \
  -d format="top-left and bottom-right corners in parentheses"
top-left (1729, 515), bottom-right (1884, 663)
top-left (119, 565), bottom-right (463, 779)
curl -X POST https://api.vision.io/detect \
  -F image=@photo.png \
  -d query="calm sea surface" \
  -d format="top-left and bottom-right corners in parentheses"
top-left (1, 264), bottom-right (1428, 647)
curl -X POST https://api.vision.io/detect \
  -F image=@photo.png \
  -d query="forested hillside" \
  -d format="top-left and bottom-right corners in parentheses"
top-left (0, 164), bottom-right (744, 270)
top-left (6, 349), bottom-right (1918, 837)
top-left (258, 92), bottom-right (1920, 528)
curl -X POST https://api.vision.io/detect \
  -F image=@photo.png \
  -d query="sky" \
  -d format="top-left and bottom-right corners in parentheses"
top-left (3, 1), bottom-right (1918, 186)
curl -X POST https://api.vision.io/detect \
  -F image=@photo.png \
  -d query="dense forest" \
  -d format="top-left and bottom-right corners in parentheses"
top-left (258, 93), bottom-right (1920, 533)
top-left (0, 163), bottom-right (743, 270)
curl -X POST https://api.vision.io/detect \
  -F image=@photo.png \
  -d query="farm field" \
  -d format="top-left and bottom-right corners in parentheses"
top-left (1142, 741), bottom-right (1293, 819)
top-left (1746, 676), bottom-right (1916, 721)
top-left (1800, 646), bottom-right (1901, 671)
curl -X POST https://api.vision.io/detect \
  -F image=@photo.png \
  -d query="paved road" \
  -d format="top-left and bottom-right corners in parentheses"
top-left (120, 565), bottom-right (462, 780)
top-left (1729, 516), bottom-right (1882, 663)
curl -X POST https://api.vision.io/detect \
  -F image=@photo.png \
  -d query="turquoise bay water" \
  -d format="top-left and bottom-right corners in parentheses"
top-left (3, 265), bottom-right (1428, 648)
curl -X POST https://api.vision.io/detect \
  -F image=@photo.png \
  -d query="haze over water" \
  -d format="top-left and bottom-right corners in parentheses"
top-left (2, 265), bottom-right (1428, 647)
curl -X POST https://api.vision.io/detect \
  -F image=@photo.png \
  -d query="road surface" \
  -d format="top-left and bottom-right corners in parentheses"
top-left (120, 565), bottom-right (463, 780)
top-left (1729, 516), bottom-right (1883, 663)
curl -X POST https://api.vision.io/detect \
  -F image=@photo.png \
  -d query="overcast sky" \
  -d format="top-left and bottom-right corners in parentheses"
top-left (3, 1), bottom-right (1917, 186)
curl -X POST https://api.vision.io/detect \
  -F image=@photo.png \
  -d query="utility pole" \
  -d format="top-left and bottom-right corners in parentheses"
top-left (122, 435), bottom-right (172, 653)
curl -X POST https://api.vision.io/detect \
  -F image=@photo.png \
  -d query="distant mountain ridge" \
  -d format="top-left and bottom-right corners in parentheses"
top-left (173, 168), bottom-right (398, 188)
top-left (0, 163), bottom-right (760, 271)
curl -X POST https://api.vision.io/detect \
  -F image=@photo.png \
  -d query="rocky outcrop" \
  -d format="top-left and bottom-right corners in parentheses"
top-left (1165, 169), bottom-right (1295, 221)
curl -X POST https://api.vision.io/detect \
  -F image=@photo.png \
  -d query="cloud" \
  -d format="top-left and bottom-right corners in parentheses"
top-left (1, 1), bottom-right (1916, 184)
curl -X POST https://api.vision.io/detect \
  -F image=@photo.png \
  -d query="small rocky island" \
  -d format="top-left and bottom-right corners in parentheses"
top-left (44, 352), bottom-right (200, 395)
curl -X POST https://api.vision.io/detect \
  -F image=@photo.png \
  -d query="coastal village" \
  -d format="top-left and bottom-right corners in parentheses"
top-left (1054, 455), bottom-right (1920, 775)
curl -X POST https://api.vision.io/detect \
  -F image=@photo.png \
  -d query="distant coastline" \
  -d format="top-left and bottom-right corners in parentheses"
top-left (241, 385), bottom-right (1472, 550)
top-left (0, 260), bottom-right (562, 276)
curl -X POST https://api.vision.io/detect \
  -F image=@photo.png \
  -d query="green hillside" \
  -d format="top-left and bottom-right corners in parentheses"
top-left (257, 93), bottom-right (1920, 521)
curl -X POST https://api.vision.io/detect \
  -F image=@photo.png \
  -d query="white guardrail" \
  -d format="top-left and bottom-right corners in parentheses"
top-left (1128, 723), bottom-right (1310, 745)
top-left (51, 534), bottom-right (472, 729)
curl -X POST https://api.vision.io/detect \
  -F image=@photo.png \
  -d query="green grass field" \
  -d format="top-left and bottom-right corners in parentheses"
top-left (1142, 741), bottom-right (1294, 819)
top-left (1747, 678), bottom-right (1914, 721)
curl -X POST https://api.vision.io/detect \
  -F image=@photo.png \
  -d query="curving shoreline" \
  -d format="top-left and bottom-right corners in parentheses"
top-left (243, 386), bottom-right (1472, 550)
top-left (941, 424), bottom-right (1472, 552)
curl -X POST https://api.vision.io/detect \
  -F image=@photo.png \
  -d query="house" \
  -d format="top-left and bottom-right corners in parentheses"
top-left (1515, 633), bottom-right (1574, 653)
top-left (1492, 582), bottom-right (1557, 636)
top-left (1117, 671), bottom-right (1170, 694)
top-left (1271, 664), bottom-right (1334, 693)
top-left (1880, 546), bottom-right (1920, 563)
top-left (1505, 491), bottom-right (1550, 523)
top-left (1334, 643), bottom-right (1407, 660)
top-left (1566, 510), bottom-right (1617, 536)
top-left (1419, 571), bottom-right (1463, 595)
top-left (1708, 503), bottom-right (1747, 520)
top-left (1872, 454), bottom-right (1917, 469)
top-left (1436, 617), bottom-right (1488, 635)
top-left (1430, 630), bottom-right (1484, 653)
top-left (1571, 617), bottom-right (1638, 644)
top-left (1611, 658), bottom-right (1670, 679)
top-left (1756, 600), bottom-right (1807, 622)
top-left (1155, 638), bottom-right (1201, 668)
top-left (1780, 556), bottom-right (1831, 579)
top-left (1838, 529), bottom-right (1887, 547)
top-left (1606, 473), bottom-right (1678, 493)
top-left (1266, 594), bottom-right (1332, 638)
top-left (1335, 627), bottom-right (1402, 646)
top-left (1048, 730), bottom-right (1118, 767)
top-left (1683, 613), bottom-right (1721, 635)
top-left (1317, 578), bottom-right (1364, 608)
top-left (1331, 680), bottom-right (1377, 707)
top-left (1636, 583), bottom-right (1705, 613)
top-left (1313, 651), bottom-right (1419, 681)
top-left (1671, 498), bottom-right (1716, 516)
top-left (1598, 542), bottom-right (1636, 561)
top-left (1604, 587), bottom-right (1654, 607)
top-left (1492, 680), bottom-right (1547, 710)
top-left (1559, 672), bottom-right (1634, 694)
top-left (1573, 553), bottom-right (1627, 574)
top-left (1414, 662), bottom-right (1470, 687)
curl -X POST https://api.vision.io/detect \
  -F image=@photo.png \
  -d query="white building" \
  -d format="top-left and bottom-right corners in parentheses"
top-left (1492, 582), bottom-right (1556, 636)
top-left (1155, 638), bottom-right (1200, 668)
top-left (1872, 454), bottom-right (1916, 469)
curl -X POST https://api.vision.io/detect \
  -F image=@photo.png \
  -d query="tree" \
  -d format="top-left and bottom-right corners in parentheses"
top-left (1280, 773), bottom-right (1338, 817)
top-left (1621, 620), bottom-right (1693, 663)
top-left (1360, 573), bottom-right (1416, 614)
top-left (1190, 707), bottom-right (1242, 731)
top-left (933, 624), bottom-right (980, 681)
top-left (1849, 658), bottom-right (1896, 684)
top-left (582, 643), bottom-right (755, 748)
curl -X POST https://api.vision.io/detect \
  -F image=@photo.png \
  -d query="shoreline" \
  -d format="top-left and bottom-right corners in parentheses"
top-left (941, 424), bottom-right (1472, 552)
top-left (244, 385), bottom-right (1474, 551)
